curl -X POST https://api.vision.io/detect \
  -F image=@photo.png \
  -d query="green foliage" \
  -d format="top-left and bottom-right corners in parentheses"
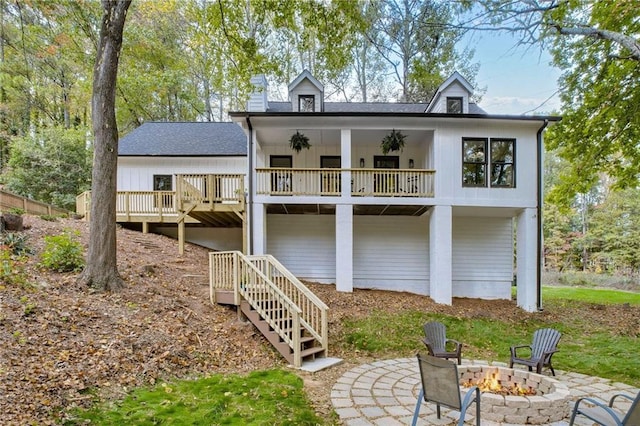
top-left (8, 208), bottom-right (25, 215)
top-left (39, 214), bottom-right (59, 222)
top-left (1, 232), bottom-right (32, 256)
top-left (0, 248), bottom-right (31, 288)
top-left (542, 1), bottom-right (640, 204)
top-left (4, 126), bottom-right (92, 210)
top-left (289, 131), bottom-right (311, 153)
top-left (380, 129), bottom-right (406, 154)
top-left (67, 369), bottom-right (326, 425)
top-left (40, 229), bottom-right (84, 273)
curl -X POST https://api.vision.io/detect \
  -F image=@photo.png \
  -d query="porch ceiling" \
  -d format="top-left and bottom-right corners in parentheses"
top-left (265, 204), bottom-right (430, 216)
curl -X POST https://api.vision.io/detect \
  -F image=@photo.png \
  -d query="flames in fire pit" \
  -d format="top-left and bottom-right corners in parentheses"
top-left (462, 371), bottom-right (537, 396)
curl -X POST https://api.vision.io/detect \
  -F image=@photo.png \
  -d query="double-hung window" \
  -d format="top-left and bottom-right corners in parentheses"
top-left (490, 138), bottom-right (515, 187)
top-left (462, 138), bottom-right (515, 188)
top-left (462, 138), bottom-right (487, 186)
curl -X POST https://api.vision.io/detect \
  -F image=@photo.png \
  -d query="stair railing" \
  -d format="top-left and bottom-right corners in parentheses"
top-left (210, 251), bottom-right (304, 366)
top-left (248, 255), bottom-right (329, 352)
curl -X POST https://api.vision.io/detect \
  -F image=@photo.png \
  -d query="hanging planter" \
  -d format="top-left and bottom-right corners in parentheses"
top-left (289, 131), bottom-right (311, 153)
top-left (381, 129), bottom-right (406, 154)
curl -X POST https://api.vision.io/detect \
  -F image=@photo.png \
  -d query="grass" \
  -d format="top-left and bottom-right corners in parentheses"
top-left (65, 369), bottom-right (325, 425)
top-left (341, 286), bottom-right (640, 387)
top-left (66, 285), bottom-right (639, 424)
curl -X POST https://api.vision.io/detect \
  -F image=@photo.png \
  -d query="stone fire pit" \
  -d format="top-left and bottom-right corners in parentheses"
top-left (459, 365), bottom-right (571, 424)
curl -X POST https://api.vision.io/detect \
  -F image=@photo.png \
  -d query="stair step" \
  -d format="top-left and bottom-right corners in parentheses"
top-left (300, 346), bottom-right (326, 358)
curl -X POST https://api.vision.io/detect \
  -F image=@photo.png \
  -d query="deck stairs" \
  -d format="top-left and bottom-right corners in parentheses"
top-left (209, 251), bottom-right (340, 370)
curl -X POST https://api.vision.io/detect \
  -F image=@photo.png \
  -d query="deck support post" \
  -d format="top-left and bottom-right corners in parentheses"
top-left (429, 205), bottom-right (452, 305)
top-left (336, 204), bottom-right (353, 292)
top-left (178, 219), bottom-right (185, 255)
top-left (142, 222), bottom-right (148, 234)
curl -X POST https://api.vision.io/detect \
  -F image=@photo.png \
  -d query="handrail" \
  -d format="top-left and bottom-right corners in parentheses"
top-left (248, 254), bottom-right (329, 351)
top-left (209, 251), bottom-right (307, 367)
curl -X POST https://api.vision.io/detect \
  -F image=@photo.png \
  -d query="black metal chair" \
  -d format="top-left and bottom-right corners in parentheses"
top-left (422, 321), bottom-right (462, 365)
top-left (569, 391), bottom-right (640, 425)
top-left (412, 353), bottom-right (480, 426)
top-left (510, 328), bottom-right (561, 375)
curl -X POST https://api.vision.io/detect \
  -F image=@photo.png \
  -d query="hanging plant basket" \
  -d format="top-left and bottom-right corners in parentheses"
top-left (289, 131), bottom-right (311, 153)
top-left (381, 129), bottom-right (406, 154)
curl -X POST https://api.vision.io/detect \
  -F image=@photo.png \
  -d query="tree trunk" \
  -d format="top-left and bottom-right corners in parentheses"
top-left (79, 0), bottom-right (131, 292)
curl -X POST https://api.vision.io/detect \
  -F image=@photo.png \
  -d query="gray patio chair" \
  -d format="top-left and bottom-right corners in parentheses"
top-left (510, 327), bottom-right (561, 375)
top-left (422, 321), bottom-right (462, 365)
top-left (412, 353), bottom-right (480, 426)
top-left (568, 390), bottom-right (640, 425)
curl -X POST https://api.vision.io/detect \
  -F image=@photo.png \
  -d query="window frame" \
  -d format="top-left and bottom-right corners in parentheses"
top-left (298, 95), bottom-right (315, 112)
top-left (153, 174), bottom-right (172, 191)
top-left (462, 138), bottom-right (488, 187)
top-left (490, 138), bottom-right (516, 188)
top-left (446, 97), bottom-right (463, 114)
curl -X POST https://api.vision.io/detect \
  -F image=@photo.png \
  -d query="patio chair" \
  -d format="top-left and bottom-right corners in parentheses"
top-left (422, 321), bottom-right (463, 365)
top-left (568, 390), bottom-right (640, 425)
top-left (510, 328), bottom-right (561, 375)
top-left (411, 353), bottom-right (480, 426)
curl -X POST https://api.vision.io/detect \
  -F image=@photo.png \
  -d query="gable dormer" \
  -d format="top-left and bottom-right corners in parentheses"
top-left (288, 70), bottom-right (324, 112)
top-left (425, 71), bottom-right (474, 114)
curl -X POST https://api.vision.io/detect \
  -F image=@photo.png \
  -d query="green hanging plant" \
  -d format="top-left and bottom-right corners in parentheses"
top-left (381, 129), bottom-right (406, 154)
top-left (289, 131), bottom-right (311, 153)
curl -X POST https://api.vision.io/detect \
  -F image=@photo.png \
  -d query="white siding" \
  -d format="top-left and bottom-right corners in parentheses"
top-left (290, 79), bottom-right (322, 112)
top-left (117, 157), bottom-right (246, 191)
top-left (354, 216), bottom-right (429, 295)
top-left (266, 215), bottom-right (336, 281)
top-left (154, 226), bottom-right (242, 251)
top-left (431, 81), bottom-right (470, 113)
top-left (452, 216), bottom-right (513, 299)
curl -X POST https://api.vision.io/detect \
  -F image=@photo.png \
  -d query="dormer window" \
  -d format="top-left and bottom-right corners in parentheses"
top-left (447, 97), bottom-right (463, 114)
top-left (299, 95), bottom-right (315, 112)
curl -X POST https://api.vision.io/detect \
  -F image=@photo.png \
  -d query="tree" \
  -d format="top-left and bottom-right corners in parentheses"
top-left (470, 1), bottom-right (640, 205)
top-left (367, 0), bottom-right (477, 102)
top-left (4, 126), bottom-right (91, 209)
top-left (80, 0), bottom-right (131, 292)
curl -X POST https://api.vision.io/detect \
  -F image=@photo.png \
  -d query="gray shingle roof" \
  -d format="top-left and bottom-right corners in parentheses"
top-left (118, 122), bottom-right (247, 156)
top-left (266, 101), bottom-right (487, 114)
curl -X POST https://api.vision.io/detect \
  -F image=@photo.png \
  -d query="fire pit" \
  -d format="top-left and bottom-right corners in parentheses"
top-left (458, 365), bottom-right (571, 424)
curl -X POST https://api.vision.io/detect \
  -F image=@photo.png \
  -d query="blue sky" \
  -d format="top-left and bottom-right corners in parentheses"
top-left (461, 30), bottom-right (562, 115)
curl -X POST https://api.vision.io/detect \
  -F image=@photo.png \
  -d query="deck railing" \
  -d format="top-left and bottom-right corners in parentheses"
top-left (176, 174), bottom-right (245, 208)
top-left (256, 168), bottom-right (435, 197)
top-left (209, 251), bottom-right (328, 367)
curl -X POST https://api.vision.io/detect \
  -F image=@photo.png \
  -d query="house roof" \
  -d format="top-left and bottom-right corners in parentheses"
top-left (425, 71), bottom-right (475, 113)
top-left (288, 69), bottom-right (324, 92)
top-left (118, 122), bottom-right (247, 156)
top-left (266, 101), bottom-right (487, 114)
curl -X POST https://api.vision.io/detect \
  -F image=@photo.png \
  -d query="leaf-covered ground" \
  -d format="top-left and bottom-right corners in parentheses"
top-left (1, 216), bottom-right (638, 425)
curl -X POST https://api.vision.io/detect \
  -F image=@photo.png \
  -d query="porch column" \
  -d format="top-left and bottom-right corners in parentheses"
top-left (340, 129), bottom-right (352, 198)
top-left (429, 205), bottom-right (452, 305)
top-left (252, 203), bottom-right (267, 255)
top-left (336, 204), bottom-right (353, 292)
top-left (516, 208), bottom-right (538, 312)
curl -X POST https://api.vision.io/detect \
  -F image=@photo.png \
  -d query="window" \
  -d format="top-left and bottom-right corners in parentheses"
top-left (154, 175), bottom-right (172, 191)
top-left (446, 97), bottom-right (463, 114)
top-left (298, 95), bottom-right (315, 112)
top-left (462, 138), bottom-right (487, 187)
top-left (153, 175), bottom-right (173, 208)
top-left (490, 139), bottom-right (515, 187)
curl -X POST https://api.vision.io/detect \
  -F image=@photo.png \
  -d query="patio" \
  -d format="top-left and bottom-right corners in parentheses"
top-left (330, 358), bottom-right (640, 425)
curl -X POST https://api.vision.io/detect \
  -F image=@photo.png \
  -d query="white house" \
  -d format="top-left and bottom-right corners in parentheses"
top-left (113, 71), bottom-right (560, 313)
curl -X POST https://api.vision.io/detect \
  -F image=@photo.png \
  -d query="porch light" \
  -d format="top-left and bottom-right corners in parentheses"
top-left (360, 158), bottom-right (365, 168)
top-left (409, 159), bottom-right (414, 168)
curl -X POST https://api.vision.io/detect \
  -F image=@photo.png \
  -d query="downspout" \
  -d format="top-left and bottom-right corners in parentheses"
top-left (245, 116), bottom-right (253, 255)
top-left (536, 119), bottom-right (549, 311)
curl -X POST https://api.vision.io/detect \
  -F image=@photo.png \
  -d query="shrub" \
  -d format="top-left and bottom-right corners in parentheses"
top-left (8, 208), bottom-right (25, 215)
top-left (0, 248), bottom-right (31, 287)
top-left (39, 214), bottom-right (59, 222)
top-left (40, 229), bottom-right (84, 272)
top-left (1, 232), bottom-right (32, 256)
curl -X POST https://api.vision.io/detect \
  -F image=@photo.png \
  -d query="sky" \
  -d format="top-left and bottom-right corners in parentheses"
top-left (461, 30), bottom-right (563, 115)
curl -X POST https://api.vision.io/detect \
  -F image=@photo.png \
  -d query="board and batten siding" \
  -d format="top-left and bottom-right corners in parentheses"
top-left (354, 216), bottom-right (429, 295)
top-left (452, 216), bottom-right (513, 299)
top-left (117, 157), bottom-right (246, 191)
top-left (266, 215), bottom-right (336, 282)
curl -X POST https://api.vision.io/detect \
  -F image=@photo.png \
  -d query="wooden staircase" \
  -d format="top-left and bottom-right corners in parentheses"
top-left (209, 251), bottom-right (329, 368)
